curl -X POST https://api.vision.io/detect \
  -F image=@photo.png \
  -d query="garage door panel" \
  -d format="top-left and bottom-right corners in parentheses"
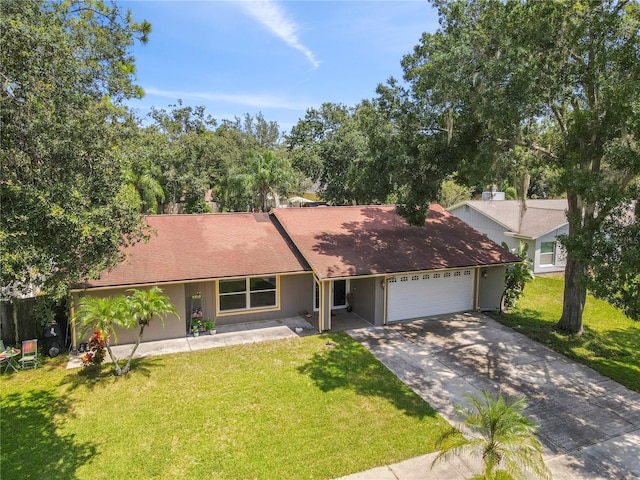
top-left (387, 270), bottom-right (474, 322)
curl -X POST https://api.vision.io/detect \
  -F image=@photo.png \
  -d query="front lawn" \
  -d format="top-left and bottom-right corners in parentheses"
top-left (494, 275), bottom-right (640, 392)
top-left (0, 333), bottom-right (448, 480)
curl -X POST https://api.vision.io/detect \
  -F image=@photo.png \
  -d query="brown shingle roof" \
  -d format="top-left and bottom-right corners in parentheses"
top-left (83, 213), bottom-right (309, 288)
top-left (272, 205), bottom-right (519, 280)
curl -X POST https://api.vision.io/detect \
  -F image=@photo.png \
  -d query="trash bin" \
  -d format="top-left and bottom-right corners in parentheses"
top-left (44, 320), bottom-right (63, 357)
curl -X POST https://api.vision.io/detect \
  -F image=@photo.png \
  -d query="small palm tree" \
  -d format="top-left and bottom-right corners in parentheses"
top-left (125, 165), bottom-right (165, 214)
top-left (75, 295), bottom-right (133, 376)
top-left (247, 150), bottom-right (297, 212)
top-left (75, 287), bottom-right (177, 376)
top-left (122, 286), bottom-right (177, 374)
top-left (431, 390), bottom-right (550, 480)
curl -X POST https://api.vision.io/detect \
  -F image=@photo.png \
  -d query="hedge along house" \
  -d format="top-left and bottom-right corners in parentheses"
top-left (70, 205), bottom-right (519, 347)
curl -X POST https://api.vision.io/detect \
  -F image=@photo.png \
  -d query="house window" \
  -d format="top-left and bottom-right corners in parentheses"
top-left (454, 271), bottom-right (461, 277)
top-left (400, 276), bottom-right (408, 282)
top-left (219, 276), bottom-right (277, 312)
top-left (540, 242), bottom-right (555, 265)
top-left (411, 275), bottom-right (420, 281)
top-left (423, 274), bottom-right (430, 279)
top-left (433, 273), bottom-right (441, 278)
top-left (389, 277), bottom-right (397, 283)
top-left (464, 270), bottom-right (471, 276)
top-left (444, 272), bottom-right (451, 278)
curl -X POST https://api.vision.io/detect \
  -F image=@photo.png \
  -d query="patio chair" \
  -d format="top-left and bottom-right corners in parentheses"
top-left (18, 339), bottom-right (39, 370)
top-left (0, 340), bottom-right (6, 372)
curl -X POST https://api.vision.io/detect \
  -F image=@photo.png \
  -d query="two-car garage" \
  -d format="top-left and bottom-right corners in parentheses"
top-left (386, 268), bottom-right (475, 322)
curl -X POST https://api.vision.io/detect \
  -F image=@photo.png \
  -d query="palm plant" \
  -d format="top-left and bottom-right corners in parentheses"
top-left (75, 287), bottom-right (177, 376)
top-left (123, 287), bottom-right (177, 374)
top-left (74, 295), bottom-right (133, 376)
top-left (125, 164), bottom-right (165, 214)
top-left (219, 167), bottom-right (253, 212)
top-left (501, 241), bottom-right (534, 311)
top-left (431, 390), bottom-right (550, 480)
top-left (247, 150), bottom-right (298, 212)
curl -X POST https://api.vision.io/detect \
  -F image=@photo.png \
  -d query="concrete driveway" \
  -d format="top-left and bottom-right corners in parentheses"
top-left (345, 312), bottom-right (640, 480)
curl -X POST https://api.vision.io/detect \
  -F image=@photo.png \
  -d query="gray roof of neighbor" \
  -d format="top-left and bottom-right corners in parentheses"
top-left (449, 199), bottom-right (568, 239)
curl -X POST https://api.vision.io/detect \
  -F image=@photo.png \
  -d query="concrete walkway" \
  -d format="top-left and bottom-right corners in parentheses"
top-left (67, 317), bottom-right (318, 369)
top-left (339, 312), bottom-right (640, 480)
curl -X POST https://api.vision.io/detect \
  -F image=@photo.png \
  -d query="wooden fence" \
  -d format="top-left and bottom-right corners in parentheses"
top-left (0, 299), bottom-right (70, 349)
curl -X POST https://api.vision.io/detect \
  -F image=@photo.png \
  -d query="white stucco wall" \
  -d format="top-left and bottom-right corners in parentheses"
top-left (450, 205), bottom-right (513, 248)
top-left (533, 226), bottom-right (569, 274)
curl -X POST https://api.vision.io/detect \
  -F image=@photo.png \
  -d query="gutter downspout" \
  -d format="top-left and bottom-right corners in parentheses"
top-left (383, 276), bottom-right (388, 326)
top-left (474, 267), bottom-right (481, 311)
top-left (327, 280), bottom-right (333, 331)
top-left (317, 277), bottom-right (323, 333)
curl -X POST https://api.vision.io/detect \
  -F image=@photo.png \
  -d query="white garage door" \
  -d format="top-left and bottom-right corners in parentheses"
top-left (387, 269), bottom-right (474, 322)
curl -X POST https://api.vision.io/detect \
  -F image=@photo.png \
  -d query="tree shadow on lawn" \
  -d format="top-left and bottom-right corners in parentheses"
top-left (298, 332), bottom-right (438, 419)
top-left (61, 356), bottom-right (158, 393)
top-left (493, 310), bottom-right (640, 393)
top-left (0, 389), bottom-right (97, 480)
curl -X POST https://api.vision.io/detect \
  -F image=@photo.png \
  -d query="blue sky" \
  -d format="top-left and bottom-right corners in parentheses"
top-left (121, 1), bottom-right (440, 134)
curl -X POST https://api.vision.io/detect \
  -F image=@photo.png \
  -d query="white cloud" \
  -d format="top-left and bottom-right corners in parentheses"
top-left (144, 87), bottom-right (311, 111)
top-left (241, 0), bottom-right (320, 69)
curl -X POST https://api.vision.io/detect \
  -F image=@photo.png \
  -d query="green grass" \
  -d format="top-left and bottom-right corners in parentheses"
top-left (1, 333), bottom-right (448, 480)
top-left (493, 275), bottom-right (640, 393)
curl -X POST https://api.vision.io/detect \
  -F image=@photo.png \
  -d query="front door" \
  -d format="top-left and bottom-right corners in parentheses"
top-left (314, 279), bottom-right (349, 311)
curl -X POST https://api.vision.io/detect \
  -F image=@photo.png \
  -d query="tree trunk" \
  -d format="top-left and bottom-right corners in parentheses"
top-left (105, 342), bottom-right (122, 376)
top-left (555, 190), bottom-right (594, 335)
top-left (260, 186), bottom-right (269, 212)
top-left (121, 323), bottom-right (145, 375)
top-left (500, 291), bottom-right (507, 313)
top-left (555, 257), bottom-right (586, 334)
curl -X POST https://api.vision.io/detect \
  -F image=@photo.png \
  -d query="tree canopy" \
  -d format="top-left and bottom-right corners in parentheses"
top-left (1, 0), bottom-right (151, 298)
top-left (287, 101), bottom-right (395, 206)
top-left (378, 0), bottom-right (640, 330)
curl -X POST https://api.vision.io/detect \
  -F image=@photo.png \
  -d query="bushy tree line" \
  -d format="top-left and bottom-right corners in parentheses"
top-left (126, 106), bottom-right (304, 215)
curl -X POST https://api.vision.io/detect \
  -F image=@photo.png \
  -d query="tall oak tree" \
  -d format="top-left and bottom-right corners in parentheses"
top-left (1, 0), bottom-right (151, 298)
top-left (382, 0), bottom-right (640, 332)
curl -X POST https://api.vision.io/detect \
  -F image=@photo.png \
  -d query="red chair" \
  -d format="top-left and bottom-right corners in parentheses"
top-left (19, 339), bottom-right (39, 369)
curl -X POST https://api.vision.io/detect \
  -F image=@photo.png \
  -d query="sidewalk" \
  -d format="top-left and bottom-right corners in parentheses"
top-left (337, 451), bottom-right (482, 480)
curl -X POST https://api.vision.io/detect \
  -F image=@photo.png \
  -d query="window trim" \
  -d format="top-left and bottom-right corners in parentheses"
top-left (540, 241), bottom-right (556, 266)
top-left (217, 276), bottom-right (280, 316)
top-left (313, 279), bottom-right (350, 312)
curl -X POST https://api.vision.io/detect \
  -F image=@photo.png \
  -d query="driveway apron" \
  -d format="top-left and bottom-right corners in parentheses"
top-left (347, 312), bottom-right (640, 480)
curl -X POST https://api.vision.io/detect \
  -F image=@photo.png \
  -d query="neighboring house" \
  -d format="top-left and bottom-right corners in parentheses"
top-left (448, 199), bottom-right (569, 274)
top-left (70, 205), bottom-right (518, 346)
